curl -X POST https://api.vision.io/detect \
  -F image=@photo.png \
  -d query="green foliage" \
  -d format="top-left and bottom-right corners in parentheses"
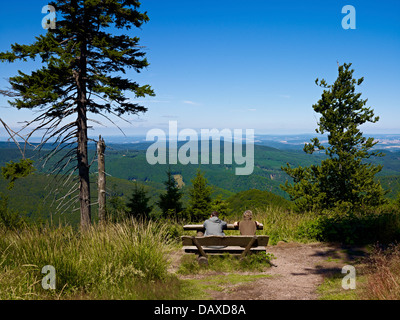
top-left (162, 220), bottom-right (184, 243)
top-left (177, 273), bottom-right (273, 300)
top-left (297, 211), bottom-right (400, 244)
top-left (0, 0), bottom-right (155, 227)
top-left (226, 189), bottom-right (293, 218)
top-left (282, 63), bottom-right (387, 212)
top-left (178, 252), bottom-right (274, 275)
top-left (0, 158), bottom-right (34, 229)
top-left (98, 145), bottom-right (330, 199)
top-left (126, 183), bottom-right (153, 220)
top-left (211, 195), bottom-right (229, 220)
top-left (1, 159), bottom-right (36, 190)
top-left (0, 0), bottom-right (154, 115)
top-left (0, 143), bottom-right (399, 228)
top-left (187, 169), bottom-right (213, 221)
top-left (2, 143), bottom-right (399, 212)
top-left (252, 207), bottom-right (317, 245)
top-left (0, 193), bottom-right (26, 230)
top-left (157, 169), bottom-right (184, 220)
top-left (0, 220), bottom-right (174, 299)
top-left (106, 183), bottom-right (128, 222)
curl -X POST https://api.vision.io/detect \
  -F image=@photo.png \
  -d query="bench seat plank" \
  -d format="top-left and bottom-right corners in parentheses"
top-left (182, 245), bottom-right (268, 254)
top-left (181, 235), bottom-right (269, 247)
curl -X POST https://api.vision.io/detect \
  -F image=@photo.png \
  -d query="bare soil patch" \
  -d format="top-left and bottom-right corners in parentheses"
top-left (173, 242), bottom-right (368, 300)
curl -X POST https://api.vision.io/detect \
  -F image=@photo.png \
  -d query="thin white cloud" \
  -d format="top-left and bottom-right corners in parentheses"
top-left (135, 100), bottom-right (170, 103)
top-left (183, 100), bottom-right (201, 106)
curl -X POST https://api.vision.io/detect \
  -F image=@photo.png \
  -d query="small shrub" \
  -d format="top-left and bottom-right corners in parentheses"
top-left (0, 194), bottom-right (26, 230)
top-left (297, 212), bottom-right (400, 244)
top-left (162, 221), bottom-right (184, 243)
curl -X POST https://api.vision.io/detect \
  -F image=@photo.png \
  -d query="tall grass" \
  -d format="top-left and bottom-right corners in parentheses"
top-left (226, 206), bottom-right (318, 245)
top-left (226, 206), bottom-right (400, 245)
top-left (256, 207), bottom-right (319, 244)
top-left (0, 219), bottom-right (176, 300)
top-left (362, 244), bottom-right (400, 300)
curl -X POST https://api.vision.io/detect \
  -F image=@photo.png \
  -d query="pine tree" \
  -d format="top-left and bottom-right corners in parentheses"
top-left (211, 195), bottom-right (228, 219)
top-left (0, 1), bottom-right (154, 228)
top-left (126, 183), bottom-right (153, 220)
top-left (187, 169), bottom-right (213, 221)
top-left (281, 63), bottom-right (387, 212)
top-left (106, 183), bottom-right (127, 222)
top-left (157, 169), bottom-right (184, 219)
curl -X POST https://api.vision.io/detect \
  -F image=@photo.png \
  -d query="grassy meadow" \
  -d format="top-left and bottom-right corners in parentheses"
top-left (0, 220), bottom-right (180, 299)
top-left (1, 203), bottom-right (400, 300)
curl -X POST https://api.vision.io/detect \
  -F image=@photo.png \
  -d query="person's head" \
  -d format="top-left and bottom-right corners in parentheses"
top-left (243, 210), bottom-right (253, 220)
top-left (210, 211), bottom-right (219, 218)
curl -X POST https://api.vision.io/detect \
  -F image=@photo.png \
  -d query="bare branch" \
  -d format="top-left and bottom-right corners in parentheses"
top-left (0, 118), bottom-right (36, 159)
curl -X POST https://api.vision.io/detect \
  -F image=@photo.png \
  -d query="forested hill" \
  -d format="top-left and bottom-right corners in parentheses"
top-left (2, 140), bottom-right (326, 199)
top-left (1, 140), bottom-right (400, 199)
top-left (1, 140), bottom-right (399, 225)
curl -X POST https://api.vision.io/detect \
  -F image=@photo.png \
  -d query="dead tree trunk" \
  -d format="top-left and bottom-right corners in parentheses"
top-left (97, 135), bottom-right (106, 223)
top-left (76, 4), bottom-right (91, 229)
top-left (76, 95), bottom-right (91, 229)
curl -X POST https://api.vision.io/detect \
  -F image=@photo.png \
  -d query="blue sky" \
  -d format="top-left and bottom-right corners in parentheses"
top-left (0, 0), bottom-right (399, 138)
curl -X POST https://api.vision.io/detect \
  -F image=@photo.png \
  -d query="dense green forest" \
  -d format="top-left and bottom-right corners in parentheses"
top-left (1, 141), bottom-right (399, 226)
top-left (2, 140), bottom-right (399, 193)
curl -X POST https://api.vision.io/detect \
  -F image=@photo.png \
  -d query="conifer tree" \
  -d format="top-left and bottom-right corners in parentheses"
top-left (211, 195), bottom-right (228, 219)
top-left (0, 1), bottom-right (154, 228)
top-left (157, 169), bottom-right (184, 219)
top-left (126, 183), bottom-right (153, 220)
top-left (281, 63), bottom-right (387, 212)
top-left (187, 169), bottom-right (213, 221)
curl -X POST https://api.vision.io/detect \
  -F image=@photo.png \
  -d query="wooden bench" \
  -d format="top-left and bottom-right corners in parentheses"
top-left (183, 223), bottom-right (264, 236)
top-left (182, 224), bottom-right (269, 265)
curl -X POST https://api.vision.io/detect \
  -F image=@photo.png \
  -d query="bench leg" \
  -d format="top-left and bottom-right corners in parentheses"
top-left (191, 236), bottom-right (208, 265)
top-left (240, 236), bottom-right (257, 259)
top-left (197, 255), bottom-right (209, 266)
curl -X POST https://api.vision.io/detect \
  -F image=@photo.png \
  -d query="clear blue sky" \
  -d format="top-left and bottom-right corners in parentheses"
top-left (0, 0), bottom-right (399, 138)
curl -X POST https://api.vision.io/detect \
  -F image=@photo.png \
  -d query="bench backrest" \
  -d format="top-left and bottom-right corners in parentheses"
top-left (181, 235), bottom-right (269, 247)
top-left (183, 224), bottom-right (264, 231)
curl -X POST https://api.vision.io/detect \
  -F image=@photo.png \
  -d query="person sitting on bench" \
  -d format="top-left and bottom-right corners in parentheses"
top-left (203, 211), bottom-right (227, 236)
top-left (233, 210), bottom-right (261, 235)
top-left (203, 211), bottom-right (227, 248)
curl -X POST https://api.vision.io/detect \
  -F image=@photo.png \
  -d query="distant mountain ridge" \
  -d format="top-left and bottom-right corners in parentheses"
top-left (1, 139), bottom-right (399, 193)
top-left (0, 138), bottom-right (399, 225)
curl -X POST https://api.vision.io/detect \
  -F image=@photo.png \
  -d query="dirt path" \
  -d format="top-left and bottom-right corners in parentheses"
top-left (175, 242), bottom-right (367, 300)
